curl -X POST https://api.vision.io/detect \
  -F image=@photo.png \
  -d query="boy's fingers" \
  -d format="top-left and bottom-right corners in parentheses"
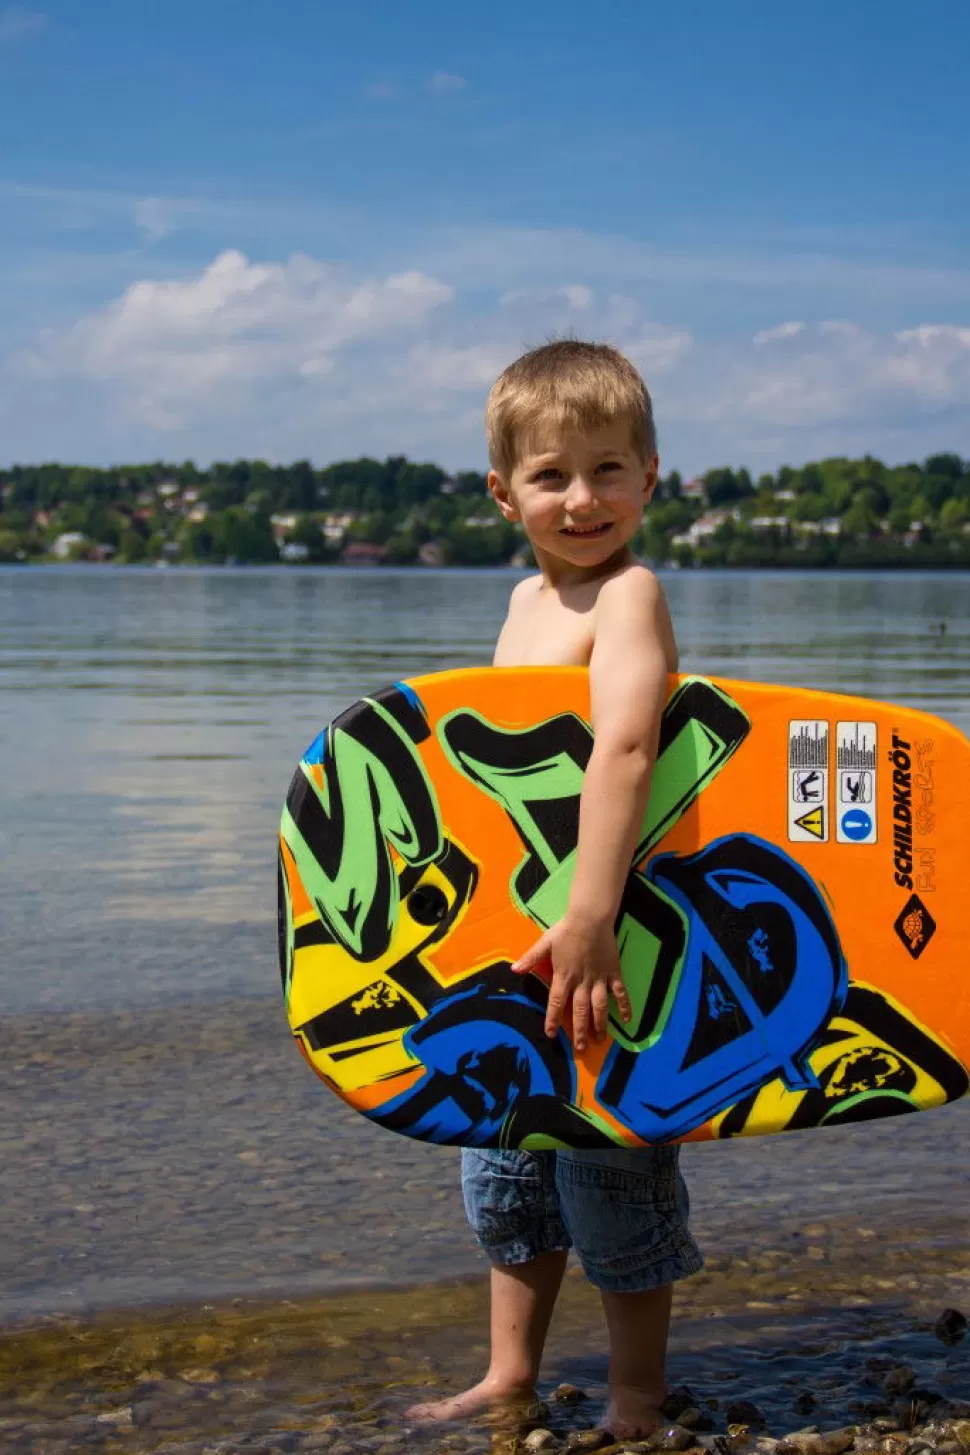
top-left (591, 982), bottom-right (609, 1040)
top-left (511, 933), bottom-right (551, 976)
top-left (571, 986), bottom-right (591, 1053)
top-left (611, 977), bottom-right (633, 1023)
top-left (544, 984), bottom-right (567, 1038)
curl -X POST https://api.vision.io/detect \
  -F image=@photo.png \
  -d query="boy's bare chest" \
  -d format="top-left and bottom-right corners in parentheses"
top-left (493, 595), bottom-right (594, 668)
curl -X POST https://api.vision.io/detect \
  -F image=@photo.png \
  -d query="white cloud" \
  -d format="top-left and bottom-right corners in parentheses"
top-left (0, 5), bottom-right (45, 41)
top-left (426, 71), bottom-right (467, 94)
top-left (6, 258), bottom-right (970, 473)
top-left (23, 249), bottom-right (453, 428)
top-left (753, 321), bottom-right (805, 345)
top-left (399, 342), bottom-right (510, 394)
top-left (676, 321), bottom-right (970, 436)
top-left (886, 325), bottom-right (970, 401)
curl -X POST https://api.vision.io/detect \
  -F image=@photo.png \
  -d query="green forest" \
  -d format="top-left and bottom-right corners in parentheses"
top-left (2, 450), bottom-right (969, 568)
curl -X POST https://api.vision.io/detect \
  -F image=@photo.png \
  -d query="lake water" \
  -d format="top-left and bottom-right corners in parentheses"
top-left (1, 565), bottom-right (969, 1327)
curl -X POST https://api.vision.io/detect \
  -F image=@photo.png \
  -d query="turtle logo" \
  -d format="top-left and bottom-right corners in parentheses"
top-left (893, 893), bottom-right (937, 961)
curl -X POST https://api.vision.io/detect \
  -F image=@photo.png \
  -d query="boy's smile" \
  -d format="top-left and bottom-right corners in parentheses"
top-left (488, 421), bottom-right (658, 581)
top-left (560, 521), bottom-right (613, 538)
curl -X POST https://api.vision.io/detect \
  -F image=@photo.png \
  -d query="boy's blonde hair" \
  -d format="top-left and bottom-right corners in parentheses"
top-left (486, 339), bottom-right (657, 480)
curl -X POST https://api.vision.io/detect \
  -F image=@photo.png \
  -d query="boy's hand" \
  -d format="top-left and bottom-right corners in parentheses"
top-left (511, 913), bottom-right (632, 1053)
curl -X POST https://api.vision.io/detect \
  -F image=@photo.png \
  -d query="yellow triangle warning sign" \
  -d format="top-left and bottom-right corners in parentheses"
top-left (794, 806), bottom-right (825, 840)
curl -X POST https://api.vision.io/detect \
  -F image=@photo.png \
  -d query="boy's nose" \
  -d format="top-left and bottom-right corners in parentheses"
top-left (564, 474), bottom-right (596, 510)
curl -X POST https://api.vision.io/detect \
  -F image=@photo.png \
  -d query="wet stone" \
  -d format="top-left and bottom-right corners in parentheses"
top-left (664, 1391), bottom-right (703, 1421)
top-left (652, 1426), bottom-right (700, 1452)
top-left (677, 1409), bottom-right (714, 1432)
top-left (727, 1405), bottom-right (768, 1431)
top-left (524, 1433), bottom-right (562, 1452)
top-left (819, 1432), bottom-right (855, 1455)
top-left (564, 1432), bottom-right (613, 1452)
top-left (884, 1370), bottom-right (916, 1397)
top-left (554, 1385), bottom-right (590, 1405)
top-left (95, 1402), bottom-right (134, 1428)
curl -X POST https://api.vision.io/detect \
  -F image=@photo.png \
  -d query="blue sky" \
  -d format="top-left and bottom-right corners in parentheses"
top-left (1, 0), bottom-right (968, 474)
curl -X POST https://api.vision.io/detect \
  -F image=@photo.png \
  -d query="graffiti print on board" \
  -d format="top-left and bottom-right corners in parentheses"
top-left (278, 675), bottom-right (969, 1147)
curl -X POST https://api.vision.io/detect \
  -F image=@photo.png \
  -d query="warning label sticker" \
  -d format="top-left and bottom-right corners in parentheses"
top-left (836, 721), bottom-right (877, 844)
top-left (788, 721), bottom-right (829, 842)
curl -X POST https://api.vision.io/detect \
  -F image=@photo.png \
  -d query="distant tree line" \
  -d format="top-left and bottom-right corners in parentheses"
top-left (1, 451), bottom-right (969, 568)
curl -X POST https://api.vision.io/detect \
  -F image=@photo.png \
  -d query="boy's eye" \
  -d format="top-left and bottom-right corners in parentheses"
top-left (533, 468), bottom-right (562, 482)
top-left (597, 460), bottom-right (622, 473)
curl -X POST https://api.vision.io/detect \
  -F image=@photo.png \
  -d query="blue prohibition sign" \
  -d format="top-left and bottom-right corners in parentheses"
top-left (841, 807), bottom-right (873, 841)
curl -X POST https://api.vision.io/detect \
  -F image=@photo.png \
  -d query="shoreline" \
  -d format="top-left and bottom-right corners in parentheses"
top-left (2, 1254), bottom-right (967, 1454)
top-left (5, 559), bottom-right (970, 574)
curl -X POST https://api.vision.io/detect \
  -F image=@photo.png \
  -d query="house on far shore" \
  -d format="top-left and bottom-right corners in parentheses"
top-left (269, 512), bottom-right (298, 545)
top-left (52, 531), bottom-right (88, 559)
top-left (340, 541), bottom-right (388, 566)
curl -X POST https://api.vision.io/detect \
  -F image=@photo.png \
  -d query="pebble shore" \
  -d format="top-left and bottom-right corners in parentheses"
top-left (1, 1252), bottom-right (966, 1455)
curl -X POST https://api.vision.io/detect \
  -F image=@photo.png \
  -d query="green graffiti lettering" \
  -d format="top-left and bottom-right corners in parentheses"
top-left (281, 695), bottom-right (442, 962)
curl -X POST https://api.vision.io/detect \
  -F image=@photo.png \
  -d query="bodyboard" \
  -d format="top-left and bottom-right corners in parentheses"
top-left (277, 669), bottom-right (970, 1148)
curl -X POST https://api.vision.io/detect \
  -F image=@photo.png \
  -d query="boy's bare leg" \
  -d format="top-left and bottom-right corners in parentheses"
top-left (406, 1249), bottom-right (569, 1421)
top-left (601, 1283), bottom-right (672, 1439)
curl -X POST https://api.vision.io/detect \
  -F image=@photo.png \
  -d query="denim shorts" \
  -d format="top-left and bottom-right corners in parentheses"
top-left (461, 1145), bottom-right (703, 1294)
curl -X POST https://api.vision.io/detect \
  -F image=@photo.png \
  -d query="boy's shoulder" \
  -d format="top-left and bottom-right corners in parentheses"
top-left (505, 572), bottom-right (543, 613)
top-left (594, 559), bottom-right (665, 611)
top-left (508, 573), bottom-right (539, 601)
top-left (592, 561), bottom-right (677, 667)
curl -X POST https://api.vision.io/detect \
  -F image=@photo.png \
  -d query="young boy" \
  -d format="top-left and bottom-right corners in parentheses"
top-left (409, 340), bottom-right (702, 1441)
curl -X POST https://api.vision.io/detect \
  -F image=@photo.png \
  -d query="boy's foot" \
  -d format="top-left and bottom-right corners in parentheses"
top-left (605, 1385), bottom-right (666, 1441)
top-left (406, 1375), bottom-right (536, 1423)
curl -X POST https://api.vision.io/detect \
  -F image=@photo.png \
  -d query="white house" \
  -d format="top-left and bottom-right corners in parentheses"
top-left (52, 532), bottom-right (87, 559)
top-left (750, 516), bottom-right (790, 532)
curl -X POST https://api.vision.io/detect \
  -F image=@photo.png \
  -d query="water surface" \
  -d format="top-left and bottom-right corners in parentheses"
top-left (1, 566), bottom-right (968, 1323)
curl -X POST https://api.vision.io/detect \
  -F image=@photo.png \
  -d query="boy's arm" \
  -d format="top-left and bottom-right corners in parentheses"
top-left (512, 570), bottom-right (674, 1052)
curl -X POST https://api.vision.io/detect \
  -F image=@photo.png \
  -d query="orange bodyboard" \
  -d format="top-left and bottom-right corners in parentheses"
top-left (277, 670), bottom-right (970, 1148)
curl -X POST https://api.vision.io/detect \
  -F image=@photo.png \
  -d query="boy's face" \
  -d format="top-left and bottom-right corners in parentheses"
top-left (488, 419), bottom-right (658, 576)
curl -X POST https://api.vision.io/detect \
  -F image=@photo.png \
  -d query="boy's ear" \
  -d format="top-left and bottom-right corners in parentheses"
top-left (642, 454), bottom-right (660, 503)
top-left (488, 470), bottom-right (521, 522)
